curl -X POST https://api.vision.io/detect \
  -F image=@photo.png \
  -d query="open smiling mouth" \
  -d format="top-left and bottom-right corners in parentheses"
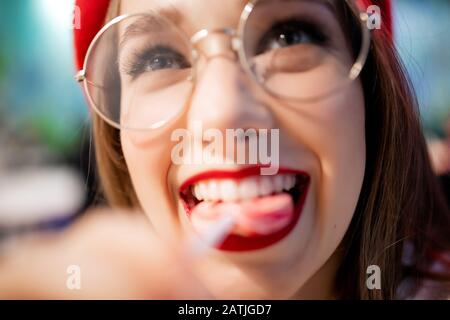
top-left (179, 166), bottom-right (310, 251)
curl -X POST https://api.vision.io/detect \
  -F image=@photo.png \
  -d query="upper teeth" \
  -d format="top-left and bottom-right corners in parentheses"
top-left (191, 174), bottom-right (296, 202)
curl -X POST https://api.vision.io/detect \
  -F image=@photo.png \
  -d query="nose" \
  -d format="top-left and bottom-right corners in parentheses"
top-left (185, 54), bottom-right (277, 167)
top-left (187, 55), bottom-right (275, 137)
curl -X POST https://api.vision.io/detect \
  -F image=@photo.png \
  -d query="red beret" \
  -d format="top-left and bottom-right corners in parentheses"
top-left (74, 0), bottom-right (393, 71)
top-left (74, 0), bottom-right (111, 71)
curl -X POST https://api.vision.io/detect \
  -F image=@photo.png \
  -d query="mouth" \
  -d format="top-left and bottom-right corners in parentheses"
top-left (179, 166), bottom-right (310, 252)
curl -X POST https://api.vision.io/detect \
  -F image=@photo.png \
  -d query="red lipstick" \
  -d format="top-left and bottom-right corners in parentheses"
top-left (179, 166), bottom-right (310, 251)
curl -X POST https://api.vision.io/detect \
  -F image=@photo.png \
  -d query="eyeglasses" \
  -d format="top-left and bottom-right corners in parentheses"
top-left (75, 0), bottom-right (371, 131)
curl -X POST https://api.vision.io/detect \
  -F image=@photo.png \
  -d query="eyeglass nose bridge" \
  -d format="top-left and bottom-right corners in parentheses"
top-left (190, 28), bottom-right (242, 62)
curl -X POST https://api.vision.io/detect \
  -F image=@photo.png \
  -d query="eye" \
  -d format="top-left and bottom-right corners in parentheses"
top-left (256, 19), bottom-right (327, 55)
top-left (125, 46), bottom-right (190, 78)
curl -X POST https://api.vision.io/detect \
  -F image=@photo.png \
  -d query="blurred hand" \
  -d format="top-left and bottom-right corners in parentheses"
top-left (0, 208), bottom-right (211, 299)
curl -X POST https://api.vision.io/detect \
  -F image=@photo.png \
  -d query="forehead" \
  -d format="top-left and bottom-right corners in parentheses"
top-left (120, 0), bottom-right (249, 33)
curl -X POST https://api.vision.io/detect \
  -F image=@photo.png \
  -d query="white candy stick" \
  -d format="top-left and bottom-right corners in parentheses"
top-left (184, 214), bottom-right (236, 260)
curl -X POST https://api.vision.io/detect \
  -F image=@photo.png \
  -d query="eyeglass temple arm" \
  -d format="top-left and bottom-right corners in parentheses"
top-left (75, 70), bottom-right (86, 83)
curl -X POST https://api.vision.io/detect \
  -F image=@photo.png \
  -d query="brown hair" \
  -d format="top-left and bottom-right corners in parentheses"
top-left (91, 0), bottom-right (449, 299)
top-left (335, 21), bottom-right (450, 299)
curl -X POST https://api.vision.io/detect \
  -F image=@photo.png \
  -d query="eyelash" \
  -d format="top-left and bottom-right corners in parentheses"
top-left (122, 18), bottom-right (328, 78)
top-left (256, 18), bottom-right (329, 55)
top-left (124, 45), bottom-right (190, 78)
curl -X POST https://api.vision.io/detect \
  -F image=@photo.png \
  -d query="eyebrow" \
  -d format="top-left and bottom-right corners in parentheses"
top-left (119, 6), bottom-right (183, 49)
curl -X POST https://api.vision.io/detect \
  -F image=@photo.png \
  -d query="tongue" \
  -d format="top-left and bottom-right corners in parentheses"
top-left (189, 193), bottom-right (294, 237)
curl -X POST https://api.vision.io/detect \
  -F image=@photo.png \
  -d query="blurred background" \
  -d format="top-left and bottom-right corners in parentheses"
top-left (0, 0), bottom-right (449, 236)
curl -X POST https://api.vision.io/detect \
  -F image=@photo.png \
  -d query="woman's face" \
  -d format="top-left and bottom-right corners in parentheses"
top-left (119, 0), bottom-right (366, 299)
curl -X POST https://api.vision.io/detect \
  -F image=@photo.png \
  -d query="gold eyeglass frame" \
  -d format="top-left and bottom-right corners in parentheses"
top-left (75, 0), bottom-right (372, 131)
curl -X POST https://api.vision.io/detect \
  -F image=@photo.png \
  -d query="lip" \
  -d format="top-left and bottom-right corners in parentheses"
top-left (179, 165), bottom-right (311, 251)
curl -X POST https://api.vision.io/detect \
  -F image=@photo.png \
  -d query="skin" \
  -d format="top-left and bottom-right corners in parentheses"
top-left (119, 0), bottom-right (366, 299)
top-left (0, 210), bottom-right (211, 299)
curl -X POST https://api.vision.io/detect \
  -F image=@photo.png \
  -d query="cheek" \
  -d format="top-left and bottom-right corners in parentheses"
top-left (315, 86), bottom-right (366, 248)
top-left (275, 81), bottom-right (366, 256)
top-left (120, 129), bottom-right (180, 240)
